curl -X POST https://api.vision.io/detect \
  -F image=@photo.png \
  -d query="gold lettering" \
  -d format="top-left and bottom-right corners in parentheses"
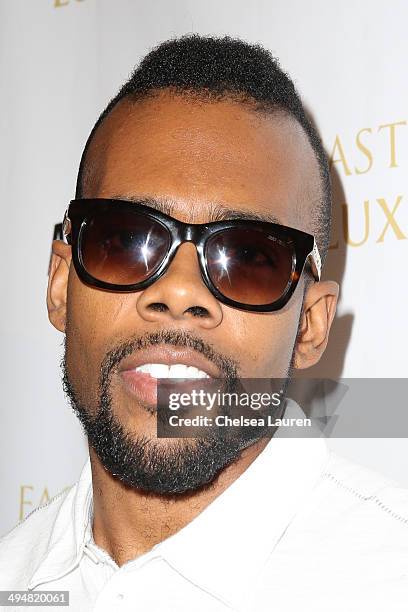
top-left (329, 135), bottom-right (352, 176)
top-left (39, 487), bottom-right (50, 506)
top-left (342, 201), bottom-right (370, 246)
top-left (376, 196), bottom-right (407, 242)
top-left (19, 485), bottom-right (33, 521)
top-left (354, 128), bottom-right (373, 174)
top-left (378, 121), bottom-right (407, 168)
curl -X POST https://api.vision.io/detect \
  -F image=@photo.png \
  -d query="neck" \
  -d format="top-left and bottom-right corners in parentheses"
top-left (89, 438), bottom-right (269, 567)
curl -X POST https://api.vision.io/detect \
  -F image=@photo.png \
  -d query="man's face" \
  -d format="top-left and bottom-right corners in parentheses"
top-left (48, 92), bottom-right (335, 493)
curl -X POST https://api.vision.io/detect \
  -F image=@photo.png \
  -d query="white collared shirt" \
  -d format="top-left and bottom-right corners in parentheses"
top-left (1, 402), bottom-right (408, 611)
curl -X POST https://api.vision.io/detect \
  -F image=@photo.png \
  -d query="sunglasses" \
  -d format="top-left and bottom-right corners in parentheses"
top-left (61, 198), bottom-right (321, 313)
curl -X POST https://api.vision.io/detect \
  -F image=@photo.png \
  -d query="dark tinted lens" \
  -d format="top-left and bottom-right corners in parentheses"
top-left (79, 208), bottom-right (170, 285)
top-left (205, 228), bottom-right (294, 305)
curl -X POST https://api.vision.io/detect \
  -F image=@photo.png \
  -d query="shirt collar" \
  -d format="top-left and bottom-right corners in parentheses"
top-left (29, 399), bottom-right (329, 607)
top-left (28, 457), bottom-right (93, 589)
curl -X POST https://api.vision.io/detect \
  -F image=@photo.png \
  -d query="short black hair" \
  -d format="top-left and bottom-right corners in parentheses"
top-left (76, 34), bottom-right (331, 263)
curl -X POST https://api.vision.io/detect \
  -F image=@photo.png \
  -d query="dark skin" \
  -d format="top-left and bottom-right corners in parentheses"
top-left (47, 92), bottom-right (338, 566)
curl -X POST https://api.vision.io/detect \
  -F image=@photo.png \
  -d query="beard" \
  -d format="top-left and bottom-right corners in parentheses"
top-left (62, 327), bottom-right (296, 496)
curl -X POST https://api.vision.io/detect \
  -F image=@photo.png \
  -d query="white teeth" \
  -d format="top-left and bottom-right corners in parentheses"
top-left (134, 363), bottom-right (210, 379)
top-left (169, 364), bottom-right (189, 378)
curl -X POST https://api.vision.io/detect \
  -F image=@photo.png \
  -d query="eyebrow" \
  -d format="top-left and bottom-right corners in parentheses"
top-left (110, 194), bottom-right (284, 226)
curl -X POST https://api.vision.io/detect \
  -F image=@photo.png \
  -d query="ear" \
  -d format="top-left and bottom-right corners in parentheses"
top-left (47, 239), bottom-right (72, 333)
top-left (293, 280), bottom-right (339, 369)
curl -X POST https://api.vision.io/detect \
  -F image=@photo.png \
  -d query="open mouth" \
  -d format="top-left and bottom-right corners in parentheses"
top-left (118, 348), bottom-right (220, 410)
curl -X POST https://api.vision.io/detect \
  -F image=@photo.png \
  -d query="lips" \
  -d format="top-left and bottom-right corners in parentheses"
top-left (118, 346), bottom-right (221, 407)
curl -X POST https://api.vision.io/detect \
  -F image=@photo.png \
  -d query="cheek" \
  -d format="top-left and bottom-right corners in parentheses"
top-left (225, 296), bottom-right (302, 377)
top-left (65, 272), bottom-right (129, 401)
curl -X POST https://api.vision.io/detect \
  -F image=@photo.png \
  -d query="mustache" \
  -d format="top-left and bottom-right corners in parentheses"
top-left (99, 329), bottom-right (240, 390)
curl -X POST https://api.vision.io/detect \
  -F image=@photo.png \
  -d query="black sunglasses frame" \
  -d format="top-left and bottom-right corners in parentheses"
top-left (62, 198), bottom-right (321, 313)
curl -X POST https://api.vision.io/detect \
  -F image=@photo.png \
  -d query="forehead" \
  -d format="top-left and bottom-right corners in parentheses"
top-left (83, 92), bottom-right (320, 230)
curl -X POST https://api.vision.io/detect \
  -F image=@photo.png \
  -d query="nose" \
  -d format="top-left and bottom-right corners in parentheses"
top-left (136, 242), bottom-right (223, 329)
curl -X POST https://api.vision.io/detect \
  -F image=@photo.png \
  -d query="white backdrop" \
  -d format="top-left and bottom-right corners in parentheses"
top-left (1, 0), bottom-right (407, 537)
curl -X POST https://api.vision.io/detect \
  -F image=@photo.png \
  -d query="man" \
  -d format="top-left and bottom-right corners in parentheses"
top-left (1, 35), bottom-right (407, 611)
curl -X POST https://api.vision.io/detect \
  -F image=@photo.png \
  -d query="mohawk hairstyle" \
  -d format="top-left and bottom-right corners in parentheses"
top-left (76, 34), bottom-right (331, 263)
